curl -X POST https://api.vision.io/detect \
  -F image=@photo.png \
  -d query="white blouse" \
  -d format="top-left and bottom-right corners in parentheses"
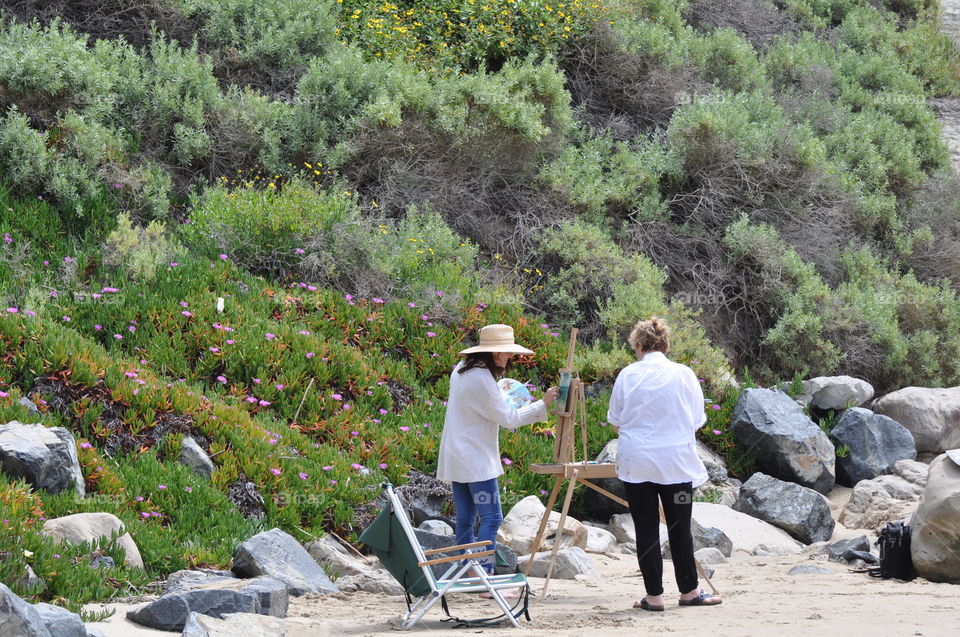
top-left (437, 361), bottom-right (548, 484)
top-left (607, 352), bottom-right (709, 487)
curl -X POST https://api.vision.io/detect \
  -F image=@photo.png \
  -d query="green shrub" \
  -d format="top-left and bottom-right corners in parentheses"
top-left (0, 107), bottom-right (50, 190)
top-left (103, 213), bottom-right (184, 283)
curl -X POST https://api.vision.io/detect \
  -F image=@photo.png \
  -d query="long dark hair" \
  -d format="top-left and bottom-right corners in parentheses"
top-left (458, 352), bottom-right (510, 380)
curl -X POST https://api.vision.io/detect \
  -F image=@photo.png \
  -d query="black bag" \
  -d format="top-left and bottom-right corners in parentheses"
top-left (868, 521), bottom-right (916, 581)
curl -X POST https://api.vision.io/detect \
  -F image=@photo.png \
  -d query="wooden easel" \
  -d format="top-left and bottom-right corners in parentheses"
top-left (524, 330), bottom-right (717, 598)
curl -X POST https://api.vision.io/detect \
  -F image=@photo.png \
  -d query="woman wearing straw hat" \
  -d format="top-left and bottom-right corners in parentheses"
top-left (437, 324), bottom-right (559, 576)
top-left (608, 316), bottom-right (721, 610)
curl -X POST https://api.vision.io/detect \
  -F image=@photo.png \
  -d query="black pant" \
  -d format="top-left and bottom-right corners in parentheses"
top-left (622, 480), bottom-right (698, 596)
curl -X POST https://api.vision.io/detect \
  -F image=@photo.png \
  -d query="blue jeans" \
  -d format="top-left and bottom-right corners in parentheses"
top-left (451, 478), bottom-right (502, 574)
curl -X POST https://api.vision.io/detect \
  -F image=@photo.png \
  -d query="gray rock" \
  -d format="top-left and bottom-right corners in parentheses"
top-left (829, 408), bottom-right (916, 486)
top-left (15, 564), bottom-right (44, 592)
top-left (826, 536), bottom-right (870, 562)
top-left (872, 387), bottom-right (960, 454)
top-left (306, 536), bottom-right (372, 579)
top-left (181, 611), bottom-right (286, 636)
top-left (126, 575), bottom-right (288, 631)
top-left (733, 473), bottom-right (835, 544)
top-left (911, 453), bottom-right (960, 583)
top-left (417, 519), bottom-right (453, 535)
top-left (0, 421), bottom-right (85, 497)
top-left (584, 526), bottom-right (618, 553)
top-left (619, 542), bottom-right (637, 555)
top-left (802, 376), bottom-right (874, 411)
top-left (165, 570), bottom-right (239, 595)
top-left (580, 440), bottom-right (630, 520)
top-left (693, 547), bottom-right (726, 565)
top-left (788, 565), bottom-right (834, 575)
top-left (663, 519), bottom-right (733, 559)
top-left (232, 528), bottom-right (338, 596)
top-left (730, 389), bottom-right (835, 493)
top-left (85, 626), bottom-right (107, 637)
top-left (518, 547), bottom-right (598, 579)
top-left (0, 583), bottom-right (51, 637)
top-left (33, 603), bottom-right (86, 637)
top-left (608, 513), bottom-right (636, 544)
top-left (89, 555), bottom-right (115, 569)
top-left (334, 571), bottom-right (405, 595)
top-left (179, 436), bottom-right (214, 479)
top-left (19, 397), bottom-right (41, 416)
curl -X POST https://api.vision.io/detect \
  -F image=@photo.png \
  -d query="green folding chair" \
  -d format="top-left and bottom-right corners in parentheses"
top-left (359, 482), bottom-right (530, 629)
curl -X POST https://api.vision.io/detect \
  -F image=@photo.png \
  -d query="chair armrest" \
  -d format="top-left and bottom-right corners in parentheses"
top-left (422, 540), bottom-right (492, 556)
top-left (418, 550), bottom-right (495, 567)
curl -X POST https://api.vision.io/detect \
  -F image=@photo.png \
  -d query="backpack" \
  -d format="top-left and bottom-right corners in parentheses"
top-left (868, 521), bottom-right (916, 581)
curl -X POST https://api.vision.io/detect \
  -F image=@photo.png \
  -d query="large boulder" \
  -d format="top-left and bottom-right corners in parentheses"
top-left (126, 575), bottom-right (288, 631)
top-left (871, 387), bottom-right (960, 454)
top-left (32, 603), bottom-right (86, 637)
top-left (911, 453), bottom-right (960, 583)
top-left (662, 518), bottom-right (733, 559)
top-left (732, 473), bottom-right (835, 544)
top-left (800, 376), bottom-right (874, 411)
top-left (232, 528), bottom-right (338, 596)
top-left (578, 440), bottom-right (629, 520)
top-left (691, 502), bottom-right (803, 554)
top-left (829, 408), bottom-right (916, 487)
top-left (584, 525), bottom-right (618, 553)
top-left (41, 513), bottom-right (144, 569)
top-left (0, 422), bottom-right (85, 497)
top-left (730, 389), bottom-right (835, 493)
top-left (839, 474), bottom-right (923, 530)
top-left (517, 547), bottom-right (598, 579)
top-left (497, 496), bottom-right (587, 555)
top-left (695, 441), bottom-right (742, 506)
top-left (0, 583), bottom-right (51, 637)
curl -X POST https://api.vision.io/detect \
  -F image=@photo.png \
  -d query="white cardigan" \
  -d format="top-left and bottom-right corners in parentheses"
top-left (436, 361), bottom-right (548, 484)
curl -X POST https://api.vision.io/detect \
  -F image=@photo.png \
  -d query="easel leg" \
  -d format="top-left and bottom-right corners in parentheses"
top-left (524, 476), bottom-right (563, 577)
top-left (540, 469), bottom-right (579, 598)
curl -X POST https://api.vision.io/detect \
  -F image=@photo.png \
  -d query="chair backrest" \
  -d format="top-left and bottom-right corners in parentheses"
top-left (358, 483), bottom-right (438, 597)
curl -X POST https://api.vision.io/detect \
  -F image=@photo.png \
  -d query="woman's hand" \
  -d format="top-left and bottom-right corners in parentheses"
top-left (542, 386), bottom-right (560, 407)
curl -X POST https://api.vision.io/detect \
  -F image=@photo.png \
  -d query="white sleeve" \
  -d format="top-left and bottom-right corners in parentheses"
top-left (607, 370), bottom-right (625, 427)
top-left (683, 368), bottom-right (707, 430)
top-left (469, 370), bottom-right (547, 431)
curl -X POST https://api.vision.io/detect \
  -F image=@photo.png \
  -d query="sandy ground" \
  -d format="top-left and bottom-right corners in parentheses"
top-left (86, 549), bottom-right (960, 637)
top-left (87, 484), bottom-right (960, 637)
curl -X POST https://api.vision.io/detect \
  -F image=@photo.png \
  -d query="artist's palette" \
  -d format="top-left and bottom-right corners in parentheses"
top-left (498, 378), bottom-right (535, 409)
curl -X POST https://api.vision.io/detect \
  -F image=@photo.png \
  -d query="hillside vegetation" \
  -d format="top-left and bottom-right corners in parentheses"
top-left (1, 0), bottom-right (959, 612)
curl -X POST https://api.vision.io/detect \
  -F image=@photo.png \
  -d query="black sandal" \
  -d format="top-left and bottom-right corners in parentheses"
top-left (634, 598), bottom-right (665, 612)
top-left (679, 590), bottom-right (722, 606)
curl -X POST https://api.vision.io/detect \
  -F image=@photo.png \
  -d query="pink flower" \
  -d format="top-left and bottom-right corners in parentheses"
top-left (344, 294), bottom-right (353, 301)
top-left (113, 334), bottom-right (123, 340)
top-left (102, 287), bottom-right (119, 293)
top-left (399, 426), bottom-right (410, 432)
top-left (306, 352), bottom-right (314, 358)
top-left (80, 442), bottom-right (92, 449)
top-left (94, 324), bottom-right (102, 331)
top-left (3, 232), bottom-right (11, 243)
top-left (180, 301), bottom-right (189, 307)
top-left (219, 254), bottom-right (228, 260)
top-left (426, 331), bottom-right (436, 337)
top-left (299, 330), bottom-right (310, 335)
top-left (295, 248), bottom-right (305, 255)
top-left (6, 308), bottom-right (17, 313)
top-left (141, 512), bottom-right (150, 518)
top-left (329, 480), bottom-right (338, 485)
top-left (298, 472), bottom-right (308, 480)
top-left (181, 311), bottom-right (192, 317)
top-left (253, 378), bottom-right (261, 384)
top-left (276, 384), bottom-right (284, 390)
top-left (351, 463), bottom-right (363, 470)
top-left (323, 466), bottom-right (332, 471)
top-left (158, 484), bottom-right (167, 490)
top-left (128, 325), bottom-right (136, 332)
top-left (270, 468), bottom-right (281, 476)
top-left (379, 463), bottom-right (388, 469)
top-left (258, 400), bottom-right (271, 407)
top-left (407, 302), bottom-right (416, 307)
top-left (307, 285), bottom-right (317, 292)
top-left (184, 486), bottom-right (192, 492)
top-left (208, 347), bottom-right (219, 353)
top-left (226, 339), bottom-right (234, 344)
top-left (712, 429), bottom-right (722, 436)
top-left (268, 438), bottom-right (278, 445)
top-left (216, 375), bottom-right (227, 384)
top-left (62, 316), bottom-right (71, 322)
top-left (373, 298), bottom-right (384, 304)
top-left (265, 333), bottom-right (275, 340)
top-left (246, 396), bottom-right (258, 403)
top-left (502, 457), bottom-right (513, 465)
top-left (331, 393), bottom-right (342, 401)
top-left (343, 404), bottom-right (351, 410)
top-left (351, 430), bottom-right (359, 436)
top-left (378, 408), bottom-right (388, 415)
top-left (136, 496), bottom-right (144, 502)
top-left (711, 404), bottom-right (721, 410)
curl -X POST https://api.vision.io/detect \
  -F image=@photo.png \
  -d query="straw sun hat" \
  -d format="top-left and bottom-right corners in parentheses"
top-left (458, 324), bottom-right (534, 356)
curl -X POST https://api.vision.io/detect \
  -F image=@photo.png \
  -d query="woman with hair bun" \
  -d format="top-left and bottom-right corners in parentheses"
top-left (607, 317), bottom-right (722, 611)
